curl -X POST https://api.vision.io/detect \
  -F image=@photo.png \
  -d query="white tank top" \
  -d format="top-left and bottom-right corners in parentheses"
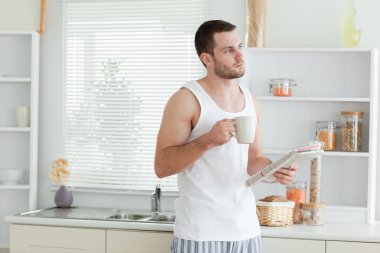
top-left (174, 80), bottom-right (261, 241)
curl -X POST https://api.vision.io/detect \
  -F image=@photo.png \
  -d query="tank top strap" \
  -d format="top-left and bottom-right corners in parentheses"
top-left (182, 81), bottom-right (207, 109)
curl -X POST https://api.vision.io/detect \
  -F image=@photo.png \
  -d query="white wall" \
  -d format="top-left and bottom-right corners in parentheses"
top-left (266, 0), bottom-right (346, 47)
top-left (266, 0), bottom-right (380, 49)
top-left (0, 0), bottom-right (40, 31)
top-left (1, 0), bottom-right (380, 220)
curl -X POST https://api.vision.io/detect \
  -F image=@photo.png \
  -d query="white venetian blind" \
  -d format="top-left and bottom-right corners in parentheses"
top-left (57, 0), bottom-right (209, 191)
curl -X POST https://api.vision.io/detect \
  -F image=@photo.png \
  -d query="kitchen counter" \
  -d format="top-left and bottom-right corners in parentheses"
top-left (5, 207), bottom-right (380, 243)
top-left (260, 222), bottom-right (380, 243)
top-left (5, 207), bottom-right (174, 232)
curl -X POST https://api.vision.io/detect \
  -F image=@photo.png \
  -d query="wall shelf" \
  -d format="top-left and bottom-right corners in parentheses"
top-left (0, 127), bottom-right (30, 132)
top-left (242, 48), bottom-right (378, 224)
top-left (0, 31), bottom-right (39, 247)
top-left (258, 96), bottom-right (371, 102)
top-left (0, 185), bottom-right (30, 190)
top-left (0, 77), bottom-right (31, 83)
top-left (264, 149), bottom-right (370, 157)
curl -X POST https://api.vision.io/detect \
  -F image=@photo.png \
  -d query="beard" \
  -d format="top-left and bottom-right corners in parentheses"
top-left (213, 58), bottom-right (245, 79)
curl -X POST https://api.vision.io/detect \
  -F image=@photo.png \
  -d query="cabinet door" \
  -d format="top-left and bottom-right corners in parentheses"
top-left (10, 224), bottom-right (105, 253)
top-left (107, 230), bottom-right (173, 253)
top-left (262, 237), bottom-right (325, 253)
top-left (326, 241), bottom-right (380, 253)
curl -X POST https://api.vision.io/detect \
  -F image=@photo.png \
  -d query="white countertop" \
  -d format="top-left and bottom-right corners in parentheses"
top-left (260, 222), bottom-right (380, 243)
top-left (5, 207), bottom-right (380, 243)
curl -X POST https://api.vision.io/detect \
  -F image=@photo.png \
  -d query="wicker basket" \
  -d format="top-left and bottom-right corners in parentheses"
top-left (257, 201), bottom-right (294, 227)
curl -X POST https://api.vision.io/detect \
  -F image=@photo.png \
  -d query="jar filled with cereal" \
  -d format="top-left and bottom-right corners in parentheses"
top-left (316, 121), bottom-right (338, 151)
top-left (341, 111), bottom-right (364, 152)
top-left (302, 203), bottom-right (326, 225)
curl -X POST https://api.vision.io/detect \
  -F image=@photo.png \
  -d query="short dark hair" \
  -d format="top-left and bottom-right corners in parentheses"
top-left (194, 20), bottom-right (236, 57)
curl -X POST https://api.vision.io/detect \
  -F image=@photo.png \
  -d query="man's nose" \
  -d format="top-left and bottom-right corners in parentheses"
top-left (235, 50), bottom-right (244, 61)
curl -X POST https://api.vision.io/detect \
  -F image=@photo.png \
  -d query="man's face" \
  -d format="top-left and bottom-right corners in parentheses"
top-left (210, 31), bottom-right (245, 79)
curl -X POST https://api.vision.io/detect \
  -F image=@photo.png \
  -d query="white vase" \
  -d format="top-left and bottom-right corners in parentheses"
top-left (16, 106), bottom-right (30, 127)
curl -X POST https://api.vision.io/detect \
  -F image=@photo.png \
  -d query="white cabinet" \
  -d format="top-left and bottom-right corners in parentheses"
top-left (262, 237), bottom-right (325, 253)
top-left (326, 241), bottom-right (380, 253)
top-left (241, 48), bottom-right (378, 224)
top-left (263, 237), bottom-right (380, 253)
top-left (9, 225), bottom-right (172, 253)
top-left (10, 224), bottom-right (105, 253)
top-left (107, 230), bottom-right (173, 253)
top-left (0, 31), bottom-right (39, 247)
top-left (8, 223), bottom-right (380, 253)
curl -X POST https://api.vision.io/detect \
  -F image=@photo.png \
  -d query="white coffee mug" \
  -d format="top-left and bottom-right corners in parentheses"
top-left (234, 116), bottom-right (255, 144)
top-left (16, 106), bottom-right (30, 127)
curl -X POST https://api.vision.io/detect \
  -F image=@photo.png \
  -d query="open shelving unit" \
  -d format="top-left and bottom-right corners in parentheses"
top-left (0, 31), bottom-right (39, 247)
top-left (240, 47), bottom-right (378, 224)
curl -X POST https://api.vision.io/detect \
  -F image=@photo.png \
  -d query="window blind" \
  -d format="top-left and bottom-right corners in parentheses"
top-left (55, 0), bottom-right (210, 191)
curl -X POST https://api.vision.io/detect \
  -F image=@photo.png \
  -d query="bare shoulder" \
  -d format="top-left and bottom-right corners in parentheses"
top-left (169, 87), bottom-right (198, 107)
top-left (164, 87), bottom-right (200, 121)
top-left (156, 87), bottom-right (200, 148)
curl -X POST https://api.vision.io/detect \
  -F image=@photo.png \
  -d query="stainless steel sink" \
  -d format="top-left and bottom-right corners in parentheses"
top-left (105, 212), bottom-right (175, 223)
top-left (18, 207), bottom-right (175, 224)
top-left (107, 213), bottom-right (151, 220)
top-left (140, 213), bottom-right (176, 222)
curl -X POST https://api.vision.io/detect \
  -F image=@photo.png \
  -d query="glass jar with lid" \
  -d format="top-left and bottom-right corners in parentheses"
top-left (302, 203), bottom-right (326, 225)
top-left (316, 121), bottom-right (338, 151)
top-left (268, 78), bottom-right (297, 97)
top-left (286, 181), bottom-right (307, 224)
top-left (341, 111), bottom-right (364, 152)
top-left (286, 181), bottom-right (307, 205)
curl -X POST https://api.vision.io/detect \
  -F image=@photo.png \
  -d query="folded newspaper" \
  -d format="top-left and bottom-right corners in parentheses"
top-left (245, 143), bottom-right (324, 187)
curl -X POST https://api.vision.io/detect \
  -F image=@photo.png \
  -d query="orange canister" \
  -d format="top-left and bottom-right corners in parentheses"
top-left (286, 181), bottom-right (307, 204)
top-left (286, 181), bottom-right (307, 223)
top-left (268, 78), bottom-right (297, 97)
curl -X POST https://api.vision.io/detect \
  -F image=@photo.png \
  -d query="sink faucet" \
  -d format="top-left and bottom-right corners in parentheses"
top-left (151, 184), bottom-right (161, 213)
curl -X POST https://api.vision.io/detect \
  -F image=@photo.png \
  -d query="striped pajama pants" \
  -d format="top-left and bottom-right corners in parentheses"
top-left (171, 236), bottom-right (262, 253)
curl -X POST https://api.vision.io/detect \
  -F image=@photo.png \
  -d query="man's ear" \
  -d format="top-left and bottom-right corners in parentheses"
top-left (200, 52), bottom-right (213, 66)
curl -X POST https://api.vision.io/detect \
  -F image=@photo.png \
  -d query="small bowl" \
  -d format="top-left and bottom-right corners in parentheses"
top-left (0, 169), bottom-right (24, 185)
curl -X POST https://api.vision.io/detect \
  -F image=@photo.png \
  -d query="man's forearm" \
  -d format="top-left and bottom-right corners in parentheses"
top-left (155, 135), bottom-right (214, 178)
top-left (247, 156), bottom-right (272, 176)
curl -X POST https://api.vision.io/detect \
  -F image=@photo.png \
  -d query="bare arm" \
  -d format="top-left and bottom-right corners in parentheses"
top-left (247, 96), bottom-right (298, 184)
top-left (154, 88), bottom-right (235, 178)
top-left (247, 96), bottom-right (272, 176)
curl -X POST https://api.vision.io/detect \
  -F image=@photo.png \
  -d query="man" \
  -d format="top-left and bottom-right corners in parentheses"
top-left (154, 20), bottom-right (298, 253)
